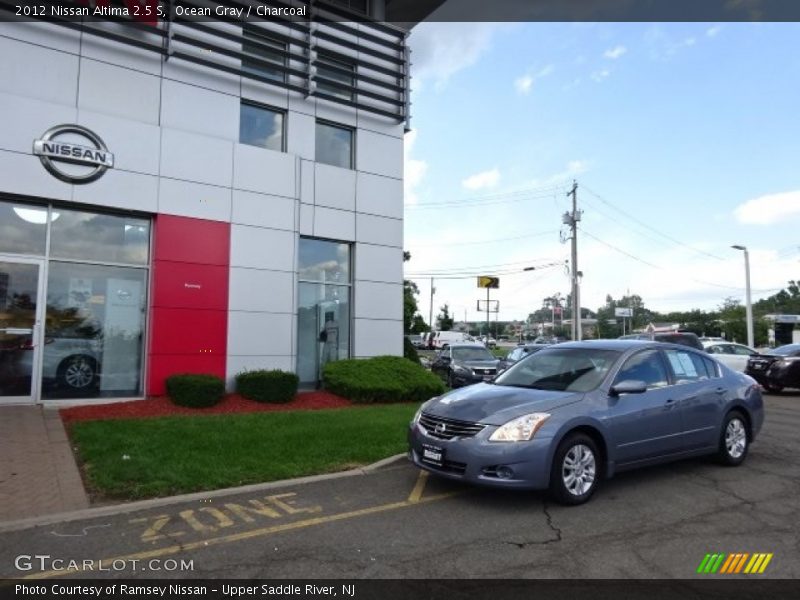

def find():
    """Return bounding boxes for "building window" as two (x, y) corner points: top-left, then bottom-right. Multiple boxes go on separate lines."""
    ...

(297, 238), (352, 386)
(242, 26), (287, 83)
(316, 120), (354, 169)
(329, 0), (369, 15)
(240, 102), (285, 152)
(316, 53), (356, 101)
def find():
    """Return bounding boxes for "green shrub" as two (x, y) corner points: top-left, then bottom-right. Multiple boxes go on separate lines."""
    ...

(403, 336), (420, 364)
(235, 369), (299, 403)
(166, 374), (225, 408)
(323, 356), (445, 404)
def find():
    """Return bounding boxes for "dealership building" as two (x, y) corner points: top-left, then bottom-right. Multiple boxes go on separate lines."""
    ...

(0, 0), (424, 404)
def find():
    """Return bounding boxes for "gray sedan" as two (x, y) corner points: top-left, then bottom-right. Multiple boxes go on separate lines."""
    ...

(408, 340), (764, 505)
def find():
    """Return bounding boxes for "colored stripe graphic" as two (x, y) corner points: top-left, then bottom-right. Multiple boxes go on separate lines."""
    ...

(698, 552), (773, 574)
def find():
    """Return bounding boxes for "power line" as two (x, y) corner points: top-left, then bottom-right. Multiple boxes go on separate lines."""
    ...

(406, 258), (566, 277)
(406, 261), (567, 281)
(406, 183), (570, 210)
(408, 229), (558, 248)
(580, 184), (728, 261)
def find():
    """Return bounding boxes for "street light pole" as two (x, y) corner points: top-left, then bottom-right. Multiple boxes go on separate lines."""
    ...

(731, 245), (754, 348)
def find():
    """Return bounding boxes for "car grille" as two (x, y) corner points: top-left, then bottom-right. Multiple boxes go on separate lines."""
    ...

(472, 368), (496, 376)
(419, 412), (485, 440)
(748, 357), (775, 371)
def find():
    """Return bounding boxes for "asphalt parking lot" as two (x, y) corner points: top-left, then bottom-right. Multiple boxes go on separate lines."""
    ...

(1, 393), (798, 580)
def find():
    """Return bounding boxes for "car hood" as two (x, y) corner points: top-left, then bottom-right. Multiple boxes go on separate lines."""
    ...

(425, 383), (583, 425)
(455, 359), (499, 369)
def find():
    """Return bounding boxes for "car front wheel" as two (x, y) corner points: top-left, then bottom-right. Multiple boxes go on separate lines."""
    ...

(58, 355), (98, 391)
(717, 411), (748, 466)
(549, 433), (600, 506)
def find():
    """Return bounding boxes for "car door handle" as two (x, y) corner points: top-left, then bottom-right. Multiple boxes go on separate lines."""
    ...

(715, 387), (727, 395)
(664, 398), (677, 409)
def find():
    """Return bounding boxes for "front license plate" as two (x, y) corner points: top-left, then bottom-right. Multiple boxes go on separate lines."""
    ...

(422, 444), (444, 467)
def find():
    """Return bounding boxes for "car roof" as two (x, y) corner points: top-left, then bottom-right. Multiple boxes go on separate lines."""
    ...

(550, 339), (663, 351)
(448, 342), (489, 348)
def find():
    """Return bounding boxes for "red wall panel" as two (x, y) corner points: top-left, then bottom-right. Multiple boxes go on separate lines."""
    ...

(148, 214), (230, 396)
(151, 261), (229, 310)
(150, 307), (228, 355)
(153, 214), (230, 266)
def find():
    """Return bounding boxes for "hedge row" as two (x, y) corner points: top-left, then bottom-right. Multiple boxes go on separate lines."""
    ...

(235, 369), (299, 403)
(165, 374), (225, 408)
(323, 355), (444, 404)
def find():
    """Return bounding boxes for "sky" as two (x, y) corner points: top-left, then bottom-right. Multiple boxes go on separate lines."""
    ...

(402, 22), (800, 326)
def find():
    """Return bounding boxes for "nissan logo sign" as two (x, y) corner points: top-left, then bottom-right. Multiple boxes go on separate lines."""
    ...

(33, 124), (114, 184)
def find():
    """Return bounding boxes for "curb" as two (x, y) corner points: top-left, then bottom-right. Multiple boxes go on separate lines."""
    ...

(0, 453), (409, 534)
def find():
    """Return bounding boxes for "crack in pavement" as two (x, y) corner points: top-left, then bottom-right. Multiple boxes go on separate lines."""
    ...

(503, 500), (563, 548)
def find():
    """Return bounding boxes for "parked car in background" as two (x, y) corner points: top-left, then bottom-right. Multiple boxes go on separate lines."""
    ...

(745, 343), (800, 392)
(619, 331), (704, 351)
(430, 342), (500, 388)
(410, 340), (764, 505)
(406, 334), (425, 349)
(432, 330), (471, 349)
(703, 341), (758, 372)
(497, 343), (549, 373)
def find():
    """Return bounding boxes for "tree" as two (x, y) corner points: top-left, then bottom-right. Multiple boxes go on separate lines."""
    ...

(437, 303), (454, 331)
(402, 251), (427, 333)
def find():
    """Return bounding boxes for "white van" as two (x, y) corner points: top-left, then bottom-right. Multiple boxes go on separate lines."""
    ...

(433, 330), (470, 349)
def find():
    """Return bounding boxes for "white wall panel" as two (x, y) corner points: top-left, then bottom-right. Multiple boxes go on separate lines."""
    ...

(160, 129), (234, 188)
(78, 58), (160, 125)
(77, 110), (161, 176)
(353, 318), (403, 358)
(230, 224), (295, 271)
(356, 213), (402, 248)
(0, 37), (78, 106)
(158, 178), (232, 222)
(355, 243), (403, 284)
(287, 111), (315, 161)
(80, 24), (163, 76)
(1, 24), (81, 54)
(227, 311), (293, 356)
(232, 144), (296, 197)
(357, 111), (405, 139)
(229, 268), (294, 313)
(161, 80), (239, 141)
(241, 80), (289, 110)
(300, 159), (314, 205)
(315, 163), (356, 211)
(232, 190), (296, 231)
(356, 172), (403, 219)
(316, 100), (357, 128)
(356, 130), (403, 179)
(72, 168), (158, 213)
(299, 203), (314, 236)
(0, 149), (72, 202)
(0, 93), (77, 154)
(354, 282), (403, 321)
(314, 207), (355, 241)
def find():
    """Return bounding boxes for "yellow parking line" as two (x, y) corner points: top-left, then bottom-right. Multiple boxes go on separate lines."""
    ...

(407, 471), (429, 503)
(24, 491), (459, 580)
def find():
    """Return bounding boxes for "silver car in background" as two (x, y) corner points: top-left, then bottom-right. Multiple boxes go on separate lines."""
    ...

(409, 340), (764, 505)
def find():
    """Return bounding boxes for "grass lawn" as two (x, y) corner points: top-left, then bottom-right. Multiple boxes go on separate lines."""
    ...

(70, 404), (418, 500)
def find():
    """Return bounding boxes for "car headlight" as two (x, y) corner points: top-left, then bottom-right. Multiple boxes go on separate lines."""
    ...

(412, 398), (437, 425)
(489, 413), (550, 442)
(453, 365), (472, 375)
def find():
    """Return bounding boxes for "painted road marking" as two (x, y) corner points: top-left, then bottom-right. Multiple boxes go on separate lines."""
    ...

(24, 490), (458, 580)
(130, 492), (323, 543)
(407, 471), (429, 503)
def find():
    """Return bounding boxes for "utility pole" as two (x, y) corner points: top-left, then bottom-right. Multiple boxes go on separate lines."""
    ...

(429, 278), (435, 332)
(563, 181), (582, 340)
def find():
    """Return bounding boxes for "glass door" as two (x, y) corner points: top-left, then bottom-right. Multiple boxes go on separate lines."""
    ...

(0, 257), (44, 404)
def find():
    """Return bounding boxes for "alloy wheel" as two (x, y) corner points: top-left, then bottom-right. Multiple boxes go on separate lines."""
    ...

(725, 418), (747, 459)
(562, 444), (597, 496)
(64, 358), (95, 389)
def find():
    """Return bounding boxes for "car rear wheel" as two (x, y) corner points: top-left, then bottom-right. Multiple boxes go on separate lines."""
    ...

(549, 433), (600, 506)
(717, 410), (748, 466)
(57, 355), (98, 391)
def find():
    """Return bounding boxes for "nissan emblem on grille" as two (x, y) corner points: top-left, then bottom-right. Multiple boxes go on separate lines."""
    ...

(435, 423), (446, 434)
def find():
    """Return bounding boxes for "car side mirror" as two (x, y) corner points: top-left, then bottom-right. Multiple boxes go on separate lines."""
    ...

(610, 380), (648, 396)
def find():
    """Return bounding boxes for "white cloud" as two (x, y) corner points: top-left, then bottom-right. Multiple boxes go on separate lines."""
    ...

(409, 22), (504, 91)
(462, 168), (500, 191)
(734, 190), (800, 225)
(604, 45), (627, 59)
(706, 25), (723, 37)
(513, 64), (554, 95)
(591, 68), (611, 82)
(514, 74), (534, 95)
(404, 129), (427, 206)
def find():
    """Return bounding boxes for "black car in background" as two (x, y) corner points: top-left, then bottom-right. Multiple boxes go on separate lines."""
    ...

(619, 332), (704, 351)
(745, 343), (800, 392)
(430, 343), (500, 388)
(497, 343), (549, 373)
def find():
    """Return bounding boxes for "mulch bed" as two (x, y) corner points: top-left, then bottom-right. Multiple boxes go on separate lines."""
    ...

(60, 391), (352, 425)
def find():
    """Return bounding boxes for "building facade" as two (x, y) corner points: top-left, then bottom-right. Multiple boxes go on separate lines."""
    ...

(0, 1), (410, 404)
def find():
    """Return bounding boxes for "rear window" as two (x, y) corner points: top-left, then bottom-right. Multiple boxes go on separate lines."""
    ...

(654, 333), (703, 350)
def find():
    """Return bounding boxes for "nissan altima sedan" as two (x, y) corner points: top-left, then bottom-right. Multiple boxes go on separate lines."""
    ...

(408, 340), (764, 505)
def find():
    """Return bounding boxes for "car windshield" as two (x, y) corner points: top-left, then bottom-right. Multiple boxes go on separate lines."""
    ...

(494, 348), (621, 392)
(452, 347), (495, 361)
(769, 344), (800, 356)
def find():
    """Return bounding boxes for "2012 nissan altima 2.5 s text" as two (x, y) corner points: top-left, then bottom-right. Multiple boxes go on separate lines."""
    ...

(408, 340), (764, 505)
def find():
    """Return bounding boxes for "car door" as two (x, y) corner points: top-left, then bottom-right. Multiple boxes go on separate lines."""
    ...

(663, 348), (725, 451)
(729, 344), (756, 372)
(605, 349), (684, 466)
(430, 347), (451, 381)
